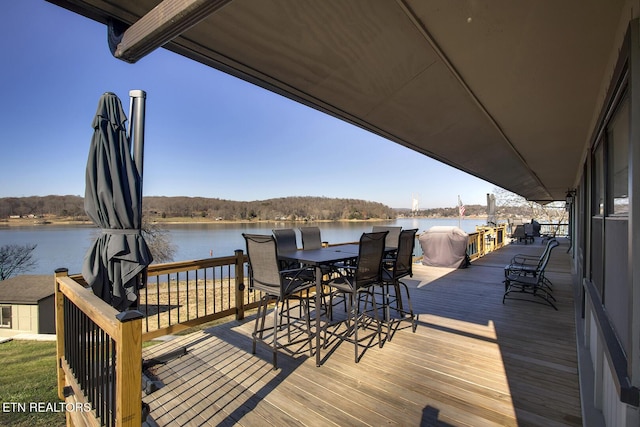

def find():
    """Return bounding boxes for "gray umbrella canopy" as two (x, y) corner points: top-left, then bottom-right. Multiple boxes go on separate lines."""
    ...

(82, 92), (153, 311)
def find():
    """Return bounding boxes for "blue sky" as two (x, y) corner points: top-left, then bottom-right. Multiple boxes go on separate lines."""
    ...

(0, 1), (497, 209)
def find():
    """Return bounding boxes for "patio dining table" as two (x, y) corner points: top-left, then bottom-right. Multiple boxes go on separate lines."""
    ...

(279, 243), (395, 366)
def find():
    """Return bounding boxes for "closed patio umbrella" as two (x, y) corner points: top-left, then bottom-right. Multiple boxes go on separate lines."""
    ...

(82, 92), (153, 311)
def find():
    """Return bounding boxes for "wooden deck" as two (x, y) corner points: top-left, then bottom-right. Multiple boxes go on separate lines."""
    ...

(142, 238), (581, 426)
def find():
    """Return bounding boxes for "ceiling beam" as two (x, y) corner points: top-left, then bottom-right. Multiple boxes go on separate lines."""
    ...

(110, 0), (231, 63)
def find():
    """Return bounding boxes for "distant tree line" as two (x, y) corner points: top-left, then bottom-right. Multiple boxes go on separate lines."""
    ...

(0, 195), (395, 221)
(407, 203), (555, 219)
(406, 205), (487, 218)
(0, 193), (566, 222)
(143, 196), (395, 221)
(0, 195), (85, 219)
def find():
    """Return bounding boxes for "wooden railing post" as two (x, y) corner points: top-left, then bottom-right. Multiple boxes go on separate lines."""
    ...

(115, 310), (143, 426)
(235, 249), (245, 320)
(54, 268), (68, 401)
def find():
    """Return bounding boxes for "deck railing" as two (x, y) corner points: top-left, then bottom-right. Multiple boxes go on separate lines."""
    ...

(55, 269), (142, 427)
(468, 224), (507, 261)
(57, 251), (258, 426)
(139, 249), (260, 341)
(538, 222), (569, 237)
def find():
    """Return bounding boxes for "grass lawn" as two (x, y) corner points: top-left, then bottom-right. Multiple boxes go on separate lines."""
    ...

(0, 340), (66, 427)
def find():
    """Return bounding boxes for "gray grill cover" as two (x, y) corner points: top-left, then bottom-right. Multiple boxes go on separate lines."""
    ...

(419, 226), (469, 268)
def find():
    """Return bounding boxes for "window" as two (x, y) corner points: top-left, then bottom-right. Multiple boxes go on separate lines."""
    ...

(593, 143), (605, 216)
(0, 306), (11, 328)
(607, 96), (629, 215)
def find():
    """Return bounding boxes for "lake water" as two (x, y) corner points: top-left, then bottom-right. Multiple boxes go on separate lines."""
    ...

(0, 218), (487, 275)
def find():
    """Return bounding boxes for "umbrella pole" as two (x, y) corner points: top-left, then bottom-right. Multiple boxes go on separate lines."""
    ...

(129, 89), (147, 207)
(129, 90), (148, 303)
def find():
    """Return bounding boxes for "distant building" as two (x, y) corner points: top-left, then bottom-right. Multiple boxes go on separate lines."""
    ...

(0, 275), (55, 337)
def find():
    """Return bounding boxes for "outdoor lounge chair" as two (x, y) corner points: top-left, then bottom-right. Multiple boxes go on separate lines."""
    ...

(524, 223), (536, 243)
(378, 228), (418, 339)
(511, 224), (526, 243)
(506, 238), (558, 291)
(503, 238), (559, 310)
(323, 231), (387, 363)
(243, 233), (315, 369)
(512, 224), (534, 244)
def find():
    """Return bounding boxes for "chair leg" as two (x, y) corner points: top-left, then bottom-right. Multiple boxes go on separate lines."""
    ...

(381, 280), (417, 341)
(368, 289), (383, 349)
(303, 298), (313, 357)
(272, 300), (280, 370)
(353, 291), (359, 363)
(355, 288), (383, 362)
(253, 295), (269, 354)
(383, 283), (392, 338)
(397, 281), (417, 333)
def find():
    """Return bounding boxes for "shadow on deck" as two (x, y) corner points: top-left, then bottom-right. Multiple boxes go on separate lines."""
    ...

(142, 237), (581, 426)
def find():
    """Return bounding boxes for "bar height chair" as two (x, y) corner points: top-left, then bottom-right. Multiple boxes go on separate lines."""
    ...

(299, 226), (324, 250)
(243, 233), (315, 369)
(379, 228), (418, 339)
(323, 231), (388, 363)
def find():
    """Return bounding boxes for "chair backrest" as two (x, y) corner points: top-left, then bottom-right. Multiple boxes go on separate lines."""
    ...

(536, 238), (558, 268)
(524, 223), (534, 236)
(354, 231), (387, 288)
(243, 233), (282, 295)
(299, 226), (323, 250)
(394, 229), (418, 278)
(513, 225), (525, 238)
(372, 226), (401, 249)
(537, 239), (559, 274)
(272, 228), (298, 253)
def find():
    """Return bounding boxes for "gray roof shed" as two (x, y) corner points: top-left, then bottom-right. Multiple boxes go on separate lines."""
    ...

(0, 275), (55, 304)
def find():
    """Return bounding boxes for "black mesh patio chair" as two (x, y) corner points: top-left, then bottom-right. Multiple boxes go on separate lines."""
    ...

(274, 228), (327, 317)
(323, 231), (387, 363)
(512, 224), (528, 243)
(503, 239), (559, 310)
(299, 225), (337, 310)
(379, 228), (418, 339)
(373, 226), (402, 264)
(372, 225), (402, 251)
(272, 228), (298, 251)
(243, 233), (315, 369)
(299, 226), (324, 250)
(523, 223), (535, 243)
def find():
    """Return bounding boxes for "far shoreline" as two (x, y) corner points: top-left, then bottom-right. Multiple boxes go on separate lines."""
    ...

(0, 215), (488, 228)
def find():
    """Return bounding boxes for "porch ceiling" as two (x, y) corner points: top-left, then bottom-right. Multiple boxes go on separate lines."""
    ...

(48, 0), (626, 202)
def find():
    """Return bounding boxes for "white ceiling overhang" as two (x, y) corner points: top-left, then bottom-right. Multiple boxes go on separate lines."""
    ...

(48, 0), (627, 202)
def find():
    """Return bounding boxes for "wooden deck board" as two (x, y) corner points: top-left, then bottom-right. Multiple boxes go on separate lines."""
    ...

(143, 238), (581, 426)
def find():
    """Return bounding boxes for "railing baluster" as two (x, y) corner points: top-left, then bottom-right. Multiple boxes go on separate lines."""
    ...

(226, 265), (231, 309)
(155, 275), (160, 330)
(186, 270), (190, 321)
(167, 273), (172, 326)
(107, 338), (115, 425)
(203, 267), (208, 317)
(213, 265), (218, 312)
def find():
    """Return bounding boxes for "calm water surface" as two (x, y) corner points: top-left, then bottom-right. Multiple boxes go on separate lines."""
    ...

(0, 218), (486, 275)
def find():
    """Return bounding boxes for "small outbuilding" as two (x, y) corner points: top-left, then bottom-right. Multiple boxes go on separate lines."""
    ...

(0, 275), (55, 337)
(419, 226), (470, 268)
